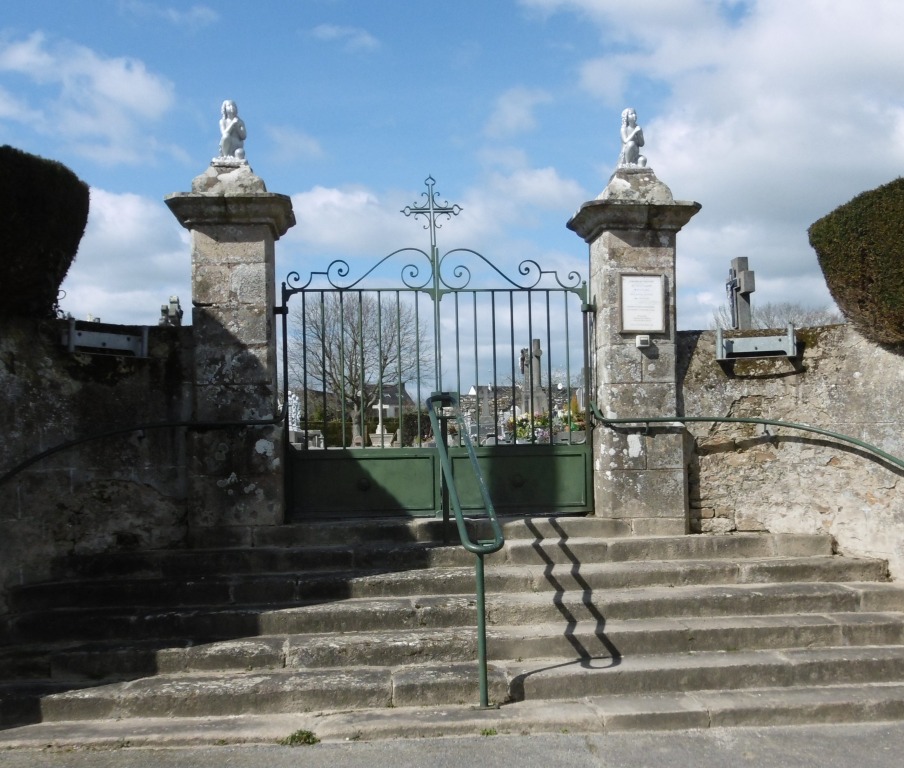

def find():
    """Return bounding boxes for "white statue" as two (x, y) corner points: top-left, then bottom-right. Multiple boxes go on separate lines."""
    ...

(218, 99), (247, 161)
(618, 107), (647, 168)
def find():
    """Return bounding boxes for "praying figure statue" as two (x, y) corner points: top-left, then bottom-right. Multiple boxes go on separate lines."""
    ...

(218, 99), (247, 161)
(618, 107), (647, 168)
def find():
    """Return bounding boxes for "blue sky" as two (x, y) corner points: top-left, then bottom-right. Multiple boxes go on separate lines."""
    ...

(3, 0), (904, 329)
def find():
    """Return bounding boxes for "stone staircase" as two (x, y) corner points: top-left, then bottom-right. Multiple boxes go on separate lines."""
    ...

(3, 515), (904, 737)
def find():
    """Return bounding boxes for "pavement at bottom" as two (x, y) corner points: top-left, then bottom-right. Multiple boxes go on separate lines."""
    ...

(1, 722), (903, 768)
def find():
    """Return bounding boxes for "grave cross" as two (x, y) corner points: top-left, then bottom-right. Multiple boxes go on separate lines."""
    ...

(726, 256), (756, 330)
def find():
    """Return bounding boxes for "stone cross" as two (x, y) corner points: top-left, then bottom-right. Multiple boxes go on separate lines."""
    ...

(726, 257), (756, 330)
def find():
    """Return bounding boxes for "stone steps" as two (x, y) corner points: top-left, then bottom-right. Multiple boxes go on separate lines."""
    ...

(47, 531), (835, 582)
(183, 515), (631, 549)
(2, 564), (893, 651)
(5, 606), (900, 680)
(9, 552), (884, 614)
(26, 645), (904, 722)
(6, 685), (904, 744)
(2, 518), (904, 732)
(509, 646), (904, 701)
(44, 611), (904, 678)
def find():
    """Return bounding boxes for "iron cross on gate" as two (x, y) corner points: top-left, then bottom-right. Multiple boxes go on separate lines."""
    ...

(401, 176), (462, 392)
(401, 175), (462, 254)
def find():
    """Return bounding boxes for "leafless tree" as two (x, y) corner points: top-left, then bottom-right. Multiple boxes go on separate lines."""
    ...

(711, 301), (845, 330)
(288, 292), (433, 434)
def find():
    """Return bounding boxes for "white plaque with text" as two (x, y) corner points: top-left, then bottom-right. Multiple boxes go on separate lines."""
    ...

(620, 274), (666, 333)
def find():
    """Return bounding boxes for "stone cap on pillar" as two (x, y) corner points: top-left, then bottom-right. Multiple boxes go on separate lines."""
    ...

(164, 163), (295, 239)
(567, 168), (700, 243)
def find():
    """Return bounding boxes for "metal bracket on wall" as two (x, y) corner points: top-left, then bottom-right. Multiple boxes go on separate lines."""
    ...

(716, 323), (798, 362)
(61, 318), (149, 357)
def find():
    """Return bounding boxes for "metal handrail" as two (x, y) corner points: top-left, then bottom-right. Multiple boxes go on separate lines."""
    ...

(427, 392), (504, 709)
(589, 403), (904, 471)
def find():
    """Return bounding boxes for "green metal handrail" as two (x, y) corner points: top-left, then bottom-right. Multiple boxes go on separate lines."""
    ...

(589, 403), (904, 471)
(427, 392), (505, 709)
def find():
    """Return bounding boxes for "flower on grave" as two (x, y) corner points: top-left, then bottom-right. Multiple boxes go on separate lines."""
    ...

(507, 413), (552, 441)
(568, 393), (585, 431)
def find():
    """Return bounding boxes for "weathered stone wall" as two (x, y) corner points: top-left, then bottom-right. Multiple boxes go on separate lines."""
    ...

(0, 318), (192, 612)
(679, 325), (904, 577)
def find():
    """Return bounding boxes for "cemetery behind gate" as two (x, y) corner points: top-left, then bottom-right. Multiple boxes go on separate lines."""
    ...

(2, 145), (904, 735)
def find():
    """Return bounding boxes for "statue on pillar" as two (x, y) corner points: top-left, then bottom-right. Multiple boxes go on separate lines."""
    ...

(218, 99), (247, 162)
(617, 107), (647, 168)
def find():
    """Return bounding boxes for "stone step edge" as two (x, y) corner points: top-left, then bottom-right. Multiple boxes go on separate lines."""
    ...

(51, 532), (837, 572)
(4, 580), (901, 652)
(35, 645), (904, 720)
(7, 610), (904, 675)
(13, 554), (883, 603)
(4, 682), (904, 748)
(47, 533), (840, 581)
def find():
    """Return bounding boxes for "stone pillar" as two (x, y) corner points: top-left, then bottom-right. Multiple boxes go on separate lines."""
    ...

(165, 163), (295, 530)
(567, 167), (700, 535)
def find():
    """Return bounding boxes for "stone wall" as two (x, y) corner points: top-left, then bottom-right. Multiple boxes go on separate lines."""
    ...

(4, 312), (902, 612)
(0, 318), (192, 612)
(679, 325), (904, 577)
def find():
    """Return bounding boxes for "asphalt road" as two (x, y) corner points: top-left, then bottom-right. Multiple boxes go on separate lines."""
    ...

(2, 722), (903, 768)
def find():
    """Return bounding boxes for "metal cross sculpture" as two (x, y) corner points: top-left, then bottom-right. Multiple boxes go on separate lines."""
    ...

(401, 176), (462, 392)
(401, 175), (462, 255)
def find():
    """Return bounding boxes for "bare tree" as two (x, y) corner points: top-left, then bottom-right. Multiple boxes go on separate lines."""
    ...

(711, 301), (845, 330)
(288, 292), (433, 435)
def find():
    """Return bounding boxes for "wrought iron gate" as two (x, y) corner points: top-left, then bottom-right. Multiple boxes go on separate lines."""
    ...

(278, 177), (592, 520)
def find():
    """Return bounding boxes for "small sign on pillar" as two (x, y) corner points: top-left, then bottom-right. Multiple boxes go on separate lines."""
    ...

(620, 273), (666, 333)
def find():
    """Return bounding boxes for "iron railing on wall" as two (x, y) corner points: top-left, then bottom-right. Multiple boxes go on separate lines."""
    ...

(590, 404), (904, 471)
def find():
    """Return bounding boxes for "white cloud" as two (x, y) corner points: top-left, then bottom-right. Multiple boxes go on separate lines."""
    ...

(264, 125), (325, 165)
(0, 33), (176, 165)
(484, 87), (553, 138)
(0, 84), (43, 124)
(60, 188), (189, 324)
(311, 24), (380, 53)
(279, 163), (586, 292)
(521, 0), (904, 328)
(118, 1), (219, 28)
(496, 166), (584, 210)
(284, 186), (413, 257)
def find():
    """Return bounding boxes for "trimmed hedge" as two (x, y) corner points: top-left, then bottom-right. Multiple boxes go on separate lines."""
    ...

(0, 145), (89, 318)
(808, 177), (904, 345)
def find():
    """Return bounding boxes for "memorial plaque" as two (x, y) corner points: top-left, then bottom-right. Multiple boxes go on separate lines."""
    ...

(620, 274), (665, 333)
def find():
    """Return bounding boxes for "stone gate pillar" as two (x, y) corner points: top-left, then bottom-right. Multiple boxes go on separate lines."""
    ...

(567, 167), (700, 535)
(165, 163), (295, 530)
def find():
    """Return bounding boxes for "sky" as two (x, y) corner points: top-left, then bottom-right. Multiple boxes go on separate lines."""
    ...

(3, 0), (904, 330)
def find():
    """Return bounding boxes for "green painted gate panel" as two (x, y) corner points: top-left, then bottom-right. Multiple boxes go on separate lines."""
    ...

(289, 448), (439, 519)
(288, 443), (592, 520)
(449, 444), (592, 514)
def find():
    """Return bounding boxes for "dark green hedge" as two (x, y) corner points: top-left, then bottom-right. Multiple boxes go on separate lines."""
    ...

(808, 177), (904, 345)
(0, 145), (89, 318)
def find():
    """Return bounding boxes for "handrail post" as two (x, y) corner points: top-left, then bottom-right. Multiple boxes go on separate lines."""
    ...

(427, 392), (504, 709)
(475, 552), (489, 709)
